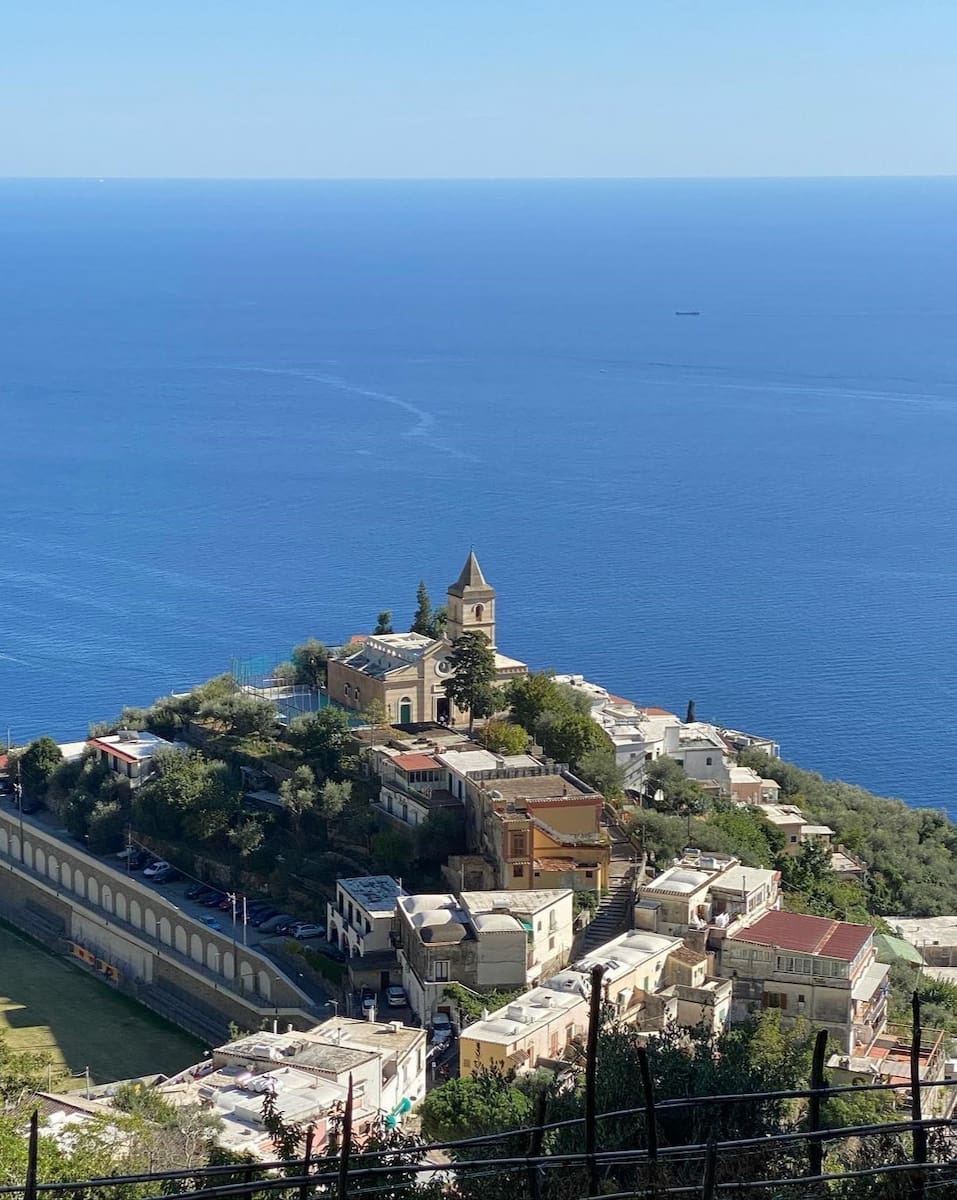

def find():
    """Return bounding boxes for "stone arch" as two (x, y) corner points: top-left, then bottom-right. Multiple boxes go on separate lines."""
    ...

(34, 848), (46, 876)
(47, 853), (58, 882)
(223, 952), (235, 980)
(158, 917), (171, 946)
(238, 961), (254, 993)
(190, 934), (203, 964)
(60, 862), (71, 891)
(130, 898), (141, 928)
(258, 971), (271, 1001)
(73, 867), (84, 897)
(144, 907), (156, 937)
(87, 876), (99, 906)
(206, 943), (221, 972)
(114, 891), (127, 922)
(22, 840), (32, 868)
(0, 827), (7, 854)
(101, 884), (113, 914)
(174, 925), (187, 954)
(474, 602), (484, 622)
(399, 696), (413, 724)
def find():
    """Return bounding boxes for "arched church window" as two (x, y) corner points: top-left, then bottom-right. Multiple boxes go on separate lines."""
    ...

(474, 603), (484, 621)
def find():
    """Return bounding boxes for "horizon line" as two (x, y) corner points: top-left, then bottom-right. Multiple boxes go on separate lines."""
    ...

(1, 173), (956, 184)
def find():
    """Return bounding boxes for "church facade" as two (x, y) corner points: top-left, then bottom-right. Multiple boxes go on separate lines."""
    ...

(326, 552), (527, 727)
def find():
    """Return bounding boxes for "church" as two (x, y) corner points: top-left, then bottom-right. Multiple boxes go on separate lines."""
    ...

(326, 552), (528, 726)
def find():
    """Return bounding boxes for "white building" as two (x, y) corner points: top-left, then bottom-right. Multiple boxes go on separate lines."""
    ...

(327, 876), (408, 959)
(158, 1020), (426, 1158)
(87, 730), (176, 788)
(637, 850), (780, 939)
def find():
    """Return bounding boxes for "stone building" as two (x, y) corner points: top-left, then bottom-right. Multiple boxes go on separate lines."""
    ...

(326, 552), (526, 726)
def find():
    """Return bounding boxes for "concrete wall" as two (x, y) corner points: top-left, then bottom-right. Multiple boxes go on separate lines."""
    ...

(0, 810), (316, 1042)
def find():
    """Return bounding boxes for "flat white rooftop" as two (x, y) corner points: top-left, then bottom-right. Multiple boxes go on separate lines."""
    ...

(338, 875), (408, 914)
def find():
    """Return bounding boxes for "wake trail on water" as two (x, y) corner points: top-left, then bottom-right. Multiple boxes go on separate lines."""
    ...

(224, 365), (479, 461)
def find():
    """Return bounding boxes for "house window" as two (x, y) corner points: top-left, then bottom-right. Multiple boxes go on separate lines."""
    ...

(549, 935), (555, 950)
(344, 684), (350, 697)
(763, 992), (788, 1010)
(434, 960), (450, 981)
(706, 756), (712, 766)
(585, 870), (594, 879)
(510, 831), (528, 857)
(513, 864), (524, 878)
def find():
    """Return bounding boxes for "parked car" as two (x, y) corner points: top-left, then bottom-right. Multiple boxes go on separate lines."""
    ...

(386, 985), (407, 1008)
(430, 1013), (453, 1045)
(143, 859), (171, 878)
(150, 866), (180, 883)
(361, 988), (376, 1015)
(258, 913), (295, 933)
(248, 906), (280, 926)
(125, 851), (150, 870)
(115, 846), (139, 860)
(201, 891), (227, 907)
(289, 923), (324, 940)
(186, 881), (212, 899)
(200, 916), (222, 930)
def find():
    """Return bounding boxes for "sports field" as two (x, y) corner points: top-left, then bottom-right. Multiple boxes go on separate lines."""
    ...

(0, 921), (204, 1087)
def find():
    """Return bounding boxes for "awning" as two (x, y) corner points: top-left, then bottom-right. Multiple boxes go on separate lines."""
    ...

(874, 934), (924, 966)
(852, 961), (890, 1002)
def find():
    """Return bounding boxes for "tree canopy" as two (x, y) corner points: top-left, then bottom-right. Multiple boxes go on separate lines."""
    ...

(17, 736), (63, 802)
(291, 638), (330, 690)
(444, 631), (497, 734)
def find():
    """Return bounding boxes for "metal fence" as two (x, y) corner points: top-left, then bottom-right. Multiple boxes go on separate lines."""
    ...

(10, 968), (957, 1200)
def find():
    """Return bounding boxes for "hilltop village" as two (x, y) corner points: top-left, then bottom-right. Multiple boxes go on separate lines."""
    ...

(2, 551), (957, 1163)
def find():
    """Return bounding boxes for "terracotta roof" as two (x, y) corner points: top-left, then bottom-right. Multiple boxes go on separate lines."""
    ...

(393, 753), (439, 772)
(669, 945), (707, 965)
(88, 738), (139, 764)
(638, 707), (677, 717)
(0, 754), (7, 770)
(732, 910), (872, 961)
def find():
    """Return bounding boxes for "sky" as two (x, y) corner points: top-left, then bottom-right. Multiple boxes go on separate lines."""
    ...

(2, 0), (955, 179)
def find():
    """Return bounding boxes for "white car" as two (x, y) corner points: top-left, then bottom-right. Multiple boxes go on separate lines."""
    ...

(386, 985), (407, 1008)
(143, 859), (171, 877)
(290, 922), (325, 940)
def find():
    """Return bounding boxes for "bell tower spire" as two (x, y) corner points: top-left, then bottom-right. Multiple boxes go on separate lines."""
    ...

(446, 550), (496, 646)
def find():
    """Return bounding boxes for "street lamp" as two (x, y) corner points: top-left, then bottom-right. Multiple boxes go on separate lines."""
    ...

(14, 761), (23, 864)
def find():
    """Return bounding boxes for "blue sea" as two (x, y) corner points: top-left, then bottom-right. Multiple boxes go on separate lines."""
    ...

(2, 179), (956, 812)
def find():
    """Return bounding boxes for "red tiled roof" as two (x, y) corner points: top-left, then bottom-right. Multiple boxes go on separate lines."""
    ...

(732, 910), (872, 961)
(0, 754), (7, 770)
(638, 707), (677, 717)
(393, 753), (439, 772)
(87, 738), (138, 764)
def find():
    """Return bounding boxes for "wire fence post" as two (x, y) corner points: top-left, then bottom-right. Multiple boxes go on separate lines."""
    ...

(585, 962), (605, 1197)
(911, 991), (927, 1200)
(524, 1085), (548, 1200)
(298, 1123), (315, 1200)
(24, 1110), (38, 1200)
(637, 1045), (659, 1199)
(700, 1138), (718, 1200)
(808, 1027), (829, 1178)
(336, 1076), (354, 1200)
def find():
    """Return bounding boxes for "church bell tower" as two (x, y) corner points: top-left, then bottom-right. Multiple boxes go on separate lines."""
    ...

(446, 551), (496, 647)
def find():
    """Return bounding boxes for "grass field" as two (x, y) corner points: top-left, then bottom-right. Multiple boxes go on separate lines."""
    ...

(0, 921), (204, 1087)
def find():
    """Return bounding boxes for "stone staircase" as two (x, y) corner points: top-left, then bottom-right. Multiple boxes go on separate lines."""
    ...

(581, 873), (636, 953)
